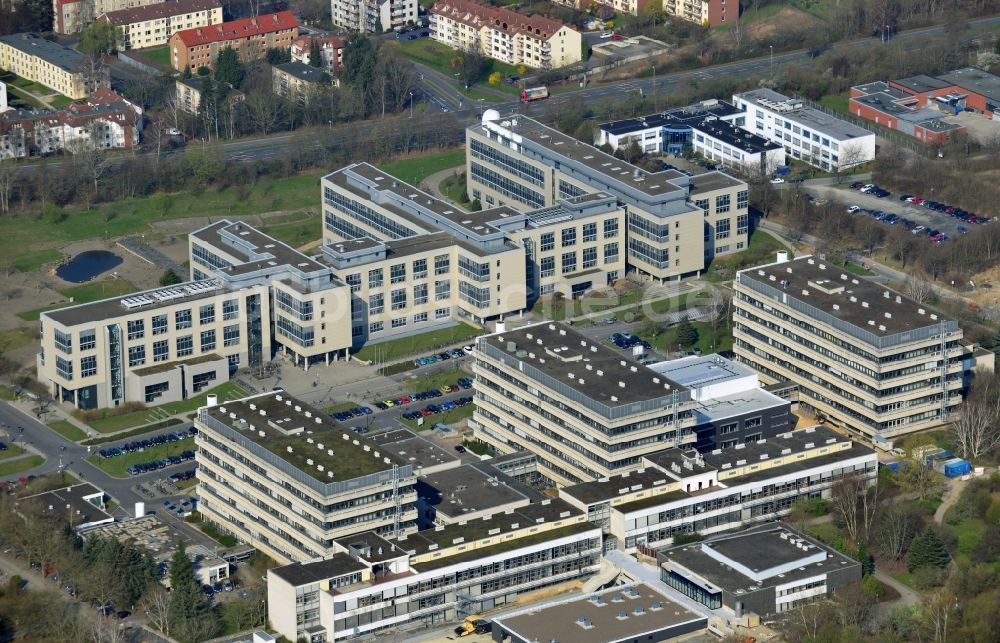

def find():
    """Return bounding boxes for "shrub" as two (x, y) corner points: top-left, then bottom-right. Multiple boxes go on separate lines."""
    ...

(910, 565), (947, 590)
(672, 532), (704, 546)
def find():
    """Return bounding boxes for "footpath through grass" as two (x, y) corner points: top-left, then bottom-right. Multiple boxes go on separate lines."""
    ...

(85, 436), (194, 478)
(0, 327), (36, 351)
(353, 322), (480, 364)
(704, 229), (789, 283)
(378, 148), (466, 186)
(0, 455), (45, 476)
(18, 279), (139, 321)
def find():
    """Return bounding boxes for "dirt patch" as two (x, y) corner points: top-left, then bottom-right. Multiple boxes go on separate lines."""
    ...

(746, 7), (822, 40)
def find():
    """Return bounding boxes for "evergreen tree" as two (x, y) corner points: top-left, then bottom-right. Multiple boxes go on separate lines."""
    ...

(160, 269), (182, 286)
(675, 317), (699, 349)
(168, 543), (203, 623)
(214, 47), (245, 89)
(907, 525), (950, 573)
(309, 40), (323, 67)
(856, 542), (875, 576)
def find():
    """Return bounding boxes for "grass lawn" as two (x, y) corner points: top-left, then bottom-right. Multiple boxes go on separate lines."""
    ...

(402, 367), (466, 392)
(322, 401), (356, 414)
(842, 260), (875, 277)
(10, 248), (61, 273)
(0, 444), (25, 461)
(0, 327), (36, 351)
(463, 439), (493, 456)
(539, 286), (649, 321)
(400, 403), (475, 431)
(440, 172), (474, 207)
(0, 386), (13, 401)
(86, 381), (247, 433)
(259, 214), (320, 249)
(85, 436), (194, 478)
(0, 455), (45, 476)
(46, 420), (88, 442)
(81, 418), (183, 445)
(0, 172), (326, 270)
(48, 95), (73, 108)
(4, 85), (46, 109)
(186, 512), (239, 547)
(704, 230), (789, 283)
(396, 39), (523, 92)
(18, 278), (138, 321)
(352, 322), (481, 363)
(377, 148), (466, 186)
(139, 46), (171, 66)
(820, 94), (850, 114)
(640, 320), (734, 355)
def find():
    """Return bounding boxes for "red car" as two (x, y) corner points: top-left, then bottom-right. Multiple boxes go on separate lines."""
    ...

(911, 197), (924, 205)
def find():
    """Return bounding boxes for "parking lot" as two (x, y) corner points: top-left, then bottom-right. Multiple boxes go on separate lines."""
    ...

(807, 184), (986, 238)
(944, 110), (1000, 143)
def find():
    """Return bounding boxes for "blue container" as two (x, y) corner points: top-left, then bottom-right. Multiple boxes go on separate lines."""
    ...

(942, 459), (972, 478)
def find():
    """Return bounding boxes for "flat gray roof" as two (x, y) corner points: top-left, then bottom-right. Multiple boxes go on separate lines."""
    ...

(738, 255), (955, 338)
(480, 321), (688, 408)
(418, 462), (536, 519)
(18, 482), (111, 527)
(661, 525), (861, 594)
(688, 170), (745, 195)
(893, 74), (953, 94)
(496, 583), (705, 643)
(599, 99), (742, 135)
(693, 388), (788, 423)
(367, 428), (460, 472)
(937, 67), (1000, 102)
(649, 354), (755, 389)
(269, 553), (366, 586)
(191, 220), (327, 275)
(735, 88), (873, 141)
(0, 33), (84, 72)
(275, 60), (326, 82)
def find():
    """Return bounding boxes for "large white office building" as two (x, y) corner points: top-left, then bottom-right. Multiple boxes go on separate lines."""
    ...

(732, 89), (876, 172)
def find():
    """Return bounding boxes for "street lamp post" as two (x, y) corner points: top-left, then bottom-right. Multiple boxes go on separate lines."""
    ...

(769, 45), (774, 78)
(651, 65), (656, 111)
(409, 91), (414, 119)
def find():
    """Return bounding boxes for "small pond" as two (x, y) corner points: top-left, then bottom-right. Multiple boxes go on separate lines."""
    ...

(55, 250), (123, 283)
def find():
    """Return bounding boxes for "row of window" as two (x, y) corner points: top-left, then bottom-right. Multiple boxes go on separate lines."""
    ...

(124, 301), (236, 341)
(368, 308), (449, 334)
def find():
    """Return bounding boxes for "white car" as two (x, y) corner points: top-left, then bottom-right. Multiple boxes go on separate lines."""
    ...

(847, 205), (861, 213)
(462, 345), (474, 355)
(167, 127), (182, 136)
(600, 31), (613, 39)
(911, 225), (926, 234)
(769, 177), (785, 184)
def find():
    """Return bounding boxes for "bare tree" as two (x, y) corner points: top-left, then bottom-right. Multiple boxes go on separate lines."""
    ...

(876, 503), (921, 560)
(89, 614), (128, 643)
(950, 383), (1000, 459)
(245, 91), (282, 135)
(0, 162), (19, 215)
(920, 588), (957, 643)
(703, 287), (732, 336)
(829, 471), (879, 544)
(835, 581), (877, 630)
(140, 585), (172, 636)
(903, 274), (934, 304)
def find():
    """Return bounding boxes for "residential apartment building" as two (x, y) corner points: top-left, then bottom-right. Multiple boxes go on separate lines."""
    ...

(290, 33), (344, 72)
(0, 33), (109, 99)
(273, 61), (329, 102)
(733, 254), (992, 440)
(54, 0), (160, 34)
(849, 81), (963, 145)
(168, 11), (298, 72)
(430, 0), (581, 69)
(471, 322), (793, 486)
(658, 525), (862, 615)
(596, 99), (746, 155)
(266, 490), (600, 641)
(558, 425), (877, 551)
(330, 0), (417, 33)
(174, 75), (244, 114)
(732, 89), (875, 172)
(98, 0), (223, 50)
(467, 112), (750, 281)
(0, 88), (142, 159)
(195, 392), (420, 564)
(662, 0), (729, 25)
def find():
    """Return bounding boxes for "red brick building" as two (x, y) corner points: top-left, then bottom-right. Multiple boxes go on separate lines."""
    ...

(849, 80), (965, 145)
(168, 11), (298, 72)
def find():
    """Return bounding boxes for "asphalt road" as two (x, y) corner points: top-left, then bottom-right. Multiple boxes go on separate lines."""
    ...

(0, 400), (218, 548)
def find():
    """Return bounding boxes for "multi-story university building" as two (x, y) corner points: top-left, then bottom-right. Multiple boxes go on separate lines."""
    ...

(37, 162), (629, 409)
(54, 0), (160, 34)
(558, 425), (876, 551)
(732, 89), (876, 173)
(195, 392), (420, 563)
(467, 112), (750, 281)
(97, 0), (222, 50)
(0, 88), (142, 160)
(168, 11), (298, 72)
(330, 0), (417, 34)
(429, 0), (581, 69)
(733, 254), (994, 441)
(471, 321), (793, 486)
(0, 33), (110, 99)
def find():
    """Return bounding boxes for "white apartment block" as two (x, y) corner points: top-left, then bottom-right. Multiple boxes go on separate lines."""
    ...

(330, 0), (416, 33)
(734, 254), (993, 440)
(54, 0), (161, 34)
(98, 0), (223, 50)
(0, 33), (109, 99)
(195, 392), (419, 564)
(558, 425), (877, 551)
(468, 112), (750, 281)
(732, 89), (876, 172)
(430, 0), (581, 69)
(690, 119), (785, 178)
